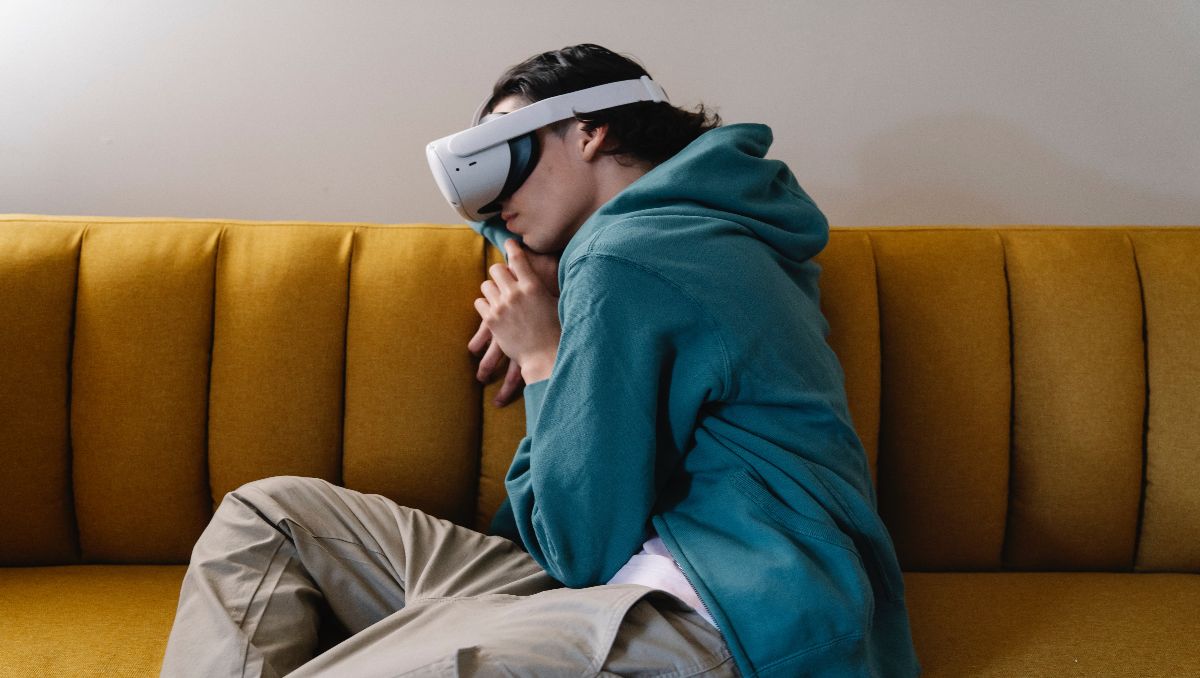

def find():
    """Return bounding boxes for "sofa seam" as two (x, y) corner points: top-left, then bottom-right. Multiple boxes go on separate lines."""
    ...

(202, 226), (223, 522)
(1127, 231), (1150, 571)
(65, 223), (86, 564)
(865, 232), (883, 505)
(865, 232), (894, 549)
(999, 232), (1016, 570)
(337, 227), (355, 488)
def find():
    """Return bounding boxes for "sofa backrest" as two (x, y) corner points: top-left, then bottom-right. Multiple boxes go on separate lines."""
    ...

(1, 216), (1197, 574)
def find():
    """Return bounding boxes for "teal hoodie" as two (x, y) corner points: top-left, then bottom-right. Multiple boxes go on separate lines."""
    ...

(470, 122), (921, 677)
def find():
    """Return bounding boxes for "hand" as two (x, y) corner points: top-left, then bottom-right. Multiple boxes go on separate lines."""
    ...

(468, 321), (526, 407)
(474, 240), (562, 386)
(468, 240), (562, 406)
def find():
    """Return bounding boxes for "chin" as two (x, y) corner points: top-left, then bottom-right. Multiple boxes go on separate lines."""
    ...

(515, 232), (535, 250)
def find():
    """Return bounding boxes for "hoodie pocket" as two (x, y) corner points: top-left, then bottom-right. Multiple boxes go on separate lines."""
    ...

(730, 466), (901, 607)
(727, 467), (876, 640)
(730, 469), (859, 555)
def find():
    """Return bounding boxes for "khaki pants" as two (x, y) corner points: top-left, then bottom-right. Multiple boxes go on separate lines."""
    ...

(160, 476), (738, 677)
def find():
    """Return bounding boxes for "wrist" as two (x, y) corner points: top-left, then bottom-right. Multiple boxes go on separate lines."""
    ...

(521, 355), (554, 384)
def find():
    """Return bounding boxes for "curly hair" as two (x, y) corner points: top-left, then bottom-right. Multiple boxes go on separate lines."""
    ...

(481, 43), (722, 168)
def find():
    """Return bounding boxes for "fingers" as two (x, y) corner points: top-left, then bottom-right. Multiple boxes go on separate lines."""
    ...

(468, 319), (492, 356)
(477, 338), (506, 383)
(488, 261), (517, 293)
(493, 357), (525, 407)
(480, 261), (517, 306)
(479, 280), (499, 306)
(503, 239), (535, 282)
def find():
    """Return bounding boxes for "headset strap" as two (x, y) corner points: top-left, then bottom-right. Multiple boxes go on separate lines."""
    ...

(451, 75), (669, 157)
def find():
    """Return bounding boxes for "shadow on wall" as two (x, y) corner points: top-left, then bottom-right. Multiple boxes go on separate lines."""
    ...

(820, 112), (1200, 227)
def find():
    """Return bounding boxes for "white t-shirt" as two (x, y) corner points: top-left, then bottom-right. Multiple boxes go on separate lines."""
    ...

(605, 528), (718, 628)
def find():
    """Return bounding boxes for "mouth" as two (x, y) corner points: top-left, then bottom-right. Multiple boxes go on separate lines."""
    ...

(501, 211), (517, 223)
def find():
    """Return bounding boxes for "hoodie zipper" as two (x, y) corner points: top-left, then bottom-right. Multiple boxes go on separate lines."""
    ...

(655, 527), (722, 632)
(680, 567), (721, 632)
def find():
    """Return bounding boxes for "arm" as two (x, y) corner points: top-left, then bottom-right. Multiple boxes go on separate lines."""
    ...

(490, 253), (727, 587)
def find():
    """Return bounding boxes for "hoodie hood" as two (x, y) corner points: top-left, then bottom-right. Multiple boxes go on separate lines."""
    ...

(558, 122), (829, 285)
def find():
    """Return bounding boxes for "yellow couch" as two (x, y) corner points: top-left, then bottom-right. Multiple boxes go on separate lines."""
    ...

(1, 214), (1198, 677)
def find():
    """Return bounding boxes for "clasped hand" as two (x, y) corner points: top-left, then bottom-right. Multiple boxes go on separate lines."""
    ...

(469, 239), (562, 404)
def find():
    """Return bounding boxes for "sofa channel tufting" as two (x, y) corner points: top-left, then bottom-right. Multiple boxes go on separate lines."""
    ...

(1, 214), (1198, 676)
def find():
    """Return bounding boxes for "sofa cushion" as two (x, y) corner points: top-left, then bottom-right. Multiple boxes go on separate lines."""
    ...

(905, 571), (1200, 676)
(3, 566), (1198, 676)
(0, 565), (185, 676)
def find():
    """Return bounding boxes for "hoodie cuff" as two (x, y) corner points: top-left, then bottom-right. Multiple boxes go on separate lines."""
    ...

(469, 215), (522, 263)
(523, 378), (549, 436)
(487, 496), (522, 544)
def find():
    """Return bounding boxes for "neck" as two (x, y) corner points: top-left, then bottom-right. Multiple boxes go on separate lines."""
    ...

(579, 157), (653, 227)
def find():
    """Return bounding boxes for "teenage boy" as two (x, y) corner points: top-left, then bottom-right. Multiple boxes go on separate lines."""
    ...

(160, 43), (921, 678)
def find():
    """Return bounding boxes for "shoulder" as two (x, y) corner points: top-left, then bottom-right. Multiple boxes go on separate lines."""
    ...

(561, 249), (693, 311)
(584, 214), (749, 268)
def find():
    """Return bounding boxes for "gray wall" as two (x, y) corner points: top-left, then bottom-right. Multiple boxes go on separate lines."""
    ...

(2, 1), (1197, 227)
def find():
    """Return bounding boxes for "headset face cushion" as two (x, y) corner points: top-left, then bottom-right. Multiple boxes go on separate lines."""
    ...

(479, 131), (540, 215)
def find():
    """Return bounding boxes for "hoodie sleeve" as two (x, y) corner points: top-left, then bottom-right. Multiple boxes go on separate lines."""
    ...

(495, 253), (729, 587)
(467, 214), (523, 263)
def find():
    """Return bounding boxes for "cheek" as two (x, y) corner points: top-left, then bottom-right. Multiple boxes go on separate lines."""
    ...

(513, 167), (546, 209)
(514, 173), (549, 216)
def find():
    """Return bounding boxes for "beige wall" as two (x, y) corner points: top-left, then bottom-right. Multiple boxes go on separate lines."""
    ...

(1, 1), (1197, 227)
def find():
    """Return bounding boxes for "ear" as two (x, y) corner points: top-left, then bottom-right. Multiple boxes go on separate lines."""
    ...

(577, 123), (613, 162)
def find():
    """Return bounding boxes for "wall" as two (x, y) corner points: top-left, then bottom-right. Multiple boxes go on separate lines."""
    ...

(1, 1), (1197, 226)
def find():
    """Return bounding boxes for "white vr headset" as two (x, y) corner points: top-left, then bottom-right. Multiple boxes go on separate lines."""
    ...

(426, 75), (670, 222)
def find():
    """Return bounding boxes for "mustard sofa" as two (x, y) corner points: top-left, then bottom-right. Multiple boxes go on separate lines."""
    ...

(2, 214), (1198, 677)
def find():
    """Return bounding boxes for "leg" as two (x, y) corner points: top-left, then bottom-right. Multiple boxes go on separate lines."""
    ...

(285, 586), (737, 677)
(160, 475), (560, 678)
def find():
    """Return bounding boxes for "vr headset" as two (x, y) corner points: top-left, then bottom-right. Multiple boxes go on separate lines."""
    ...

(426, 75), (670, 222)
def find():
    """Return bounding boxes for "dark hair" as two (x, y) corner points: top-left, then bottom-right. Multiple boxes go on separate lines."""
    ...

(482, 43), (722, 168)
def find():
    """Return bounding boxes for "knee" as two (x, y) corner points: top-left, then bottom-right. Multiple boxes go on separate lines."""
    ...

(211, 475), (334, 535)
(228, 475), (327, 506)
(231, 472), (319, 494)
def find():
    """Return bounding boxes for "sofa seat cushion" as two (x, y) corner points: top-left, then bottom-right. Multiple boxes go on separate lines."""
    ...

(904, 571), (1200, 676)
(0, 565), (186, 676)
(3, 566), (1198, 676)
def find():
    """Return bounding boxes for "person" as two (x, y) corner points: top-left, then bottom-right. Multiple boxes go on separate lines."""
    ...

(160, 43), (922, 677)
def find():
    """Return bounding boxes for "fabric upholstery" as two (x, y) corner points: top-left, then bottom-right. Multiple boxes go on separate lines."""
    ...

(869, 230), (1012, 571)
(1, 215), (1198, 676)
(72, 223), (217, 563)
(0, 220), (80, 565)
(1003, 232), (1145, 571)
(904, 571), (1200, 676)
(0, 566), (186, 676)
(340, 225), (485, 530)
(1129, 231), (1200, 571)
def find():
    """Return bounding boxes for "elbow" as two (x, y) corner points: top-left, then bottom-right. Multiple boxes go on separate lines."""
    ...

(531, 517), (604, 588)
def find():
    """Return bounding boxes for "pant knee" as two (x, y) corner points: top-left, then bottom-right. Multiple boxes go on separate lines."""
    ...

(231, 475), (326, 502)
(222, 475), (348, 535)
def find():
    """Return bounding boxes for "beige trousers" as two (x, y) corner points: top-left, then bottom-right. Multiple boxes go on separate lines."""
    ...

(160, 475), (738, 677)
